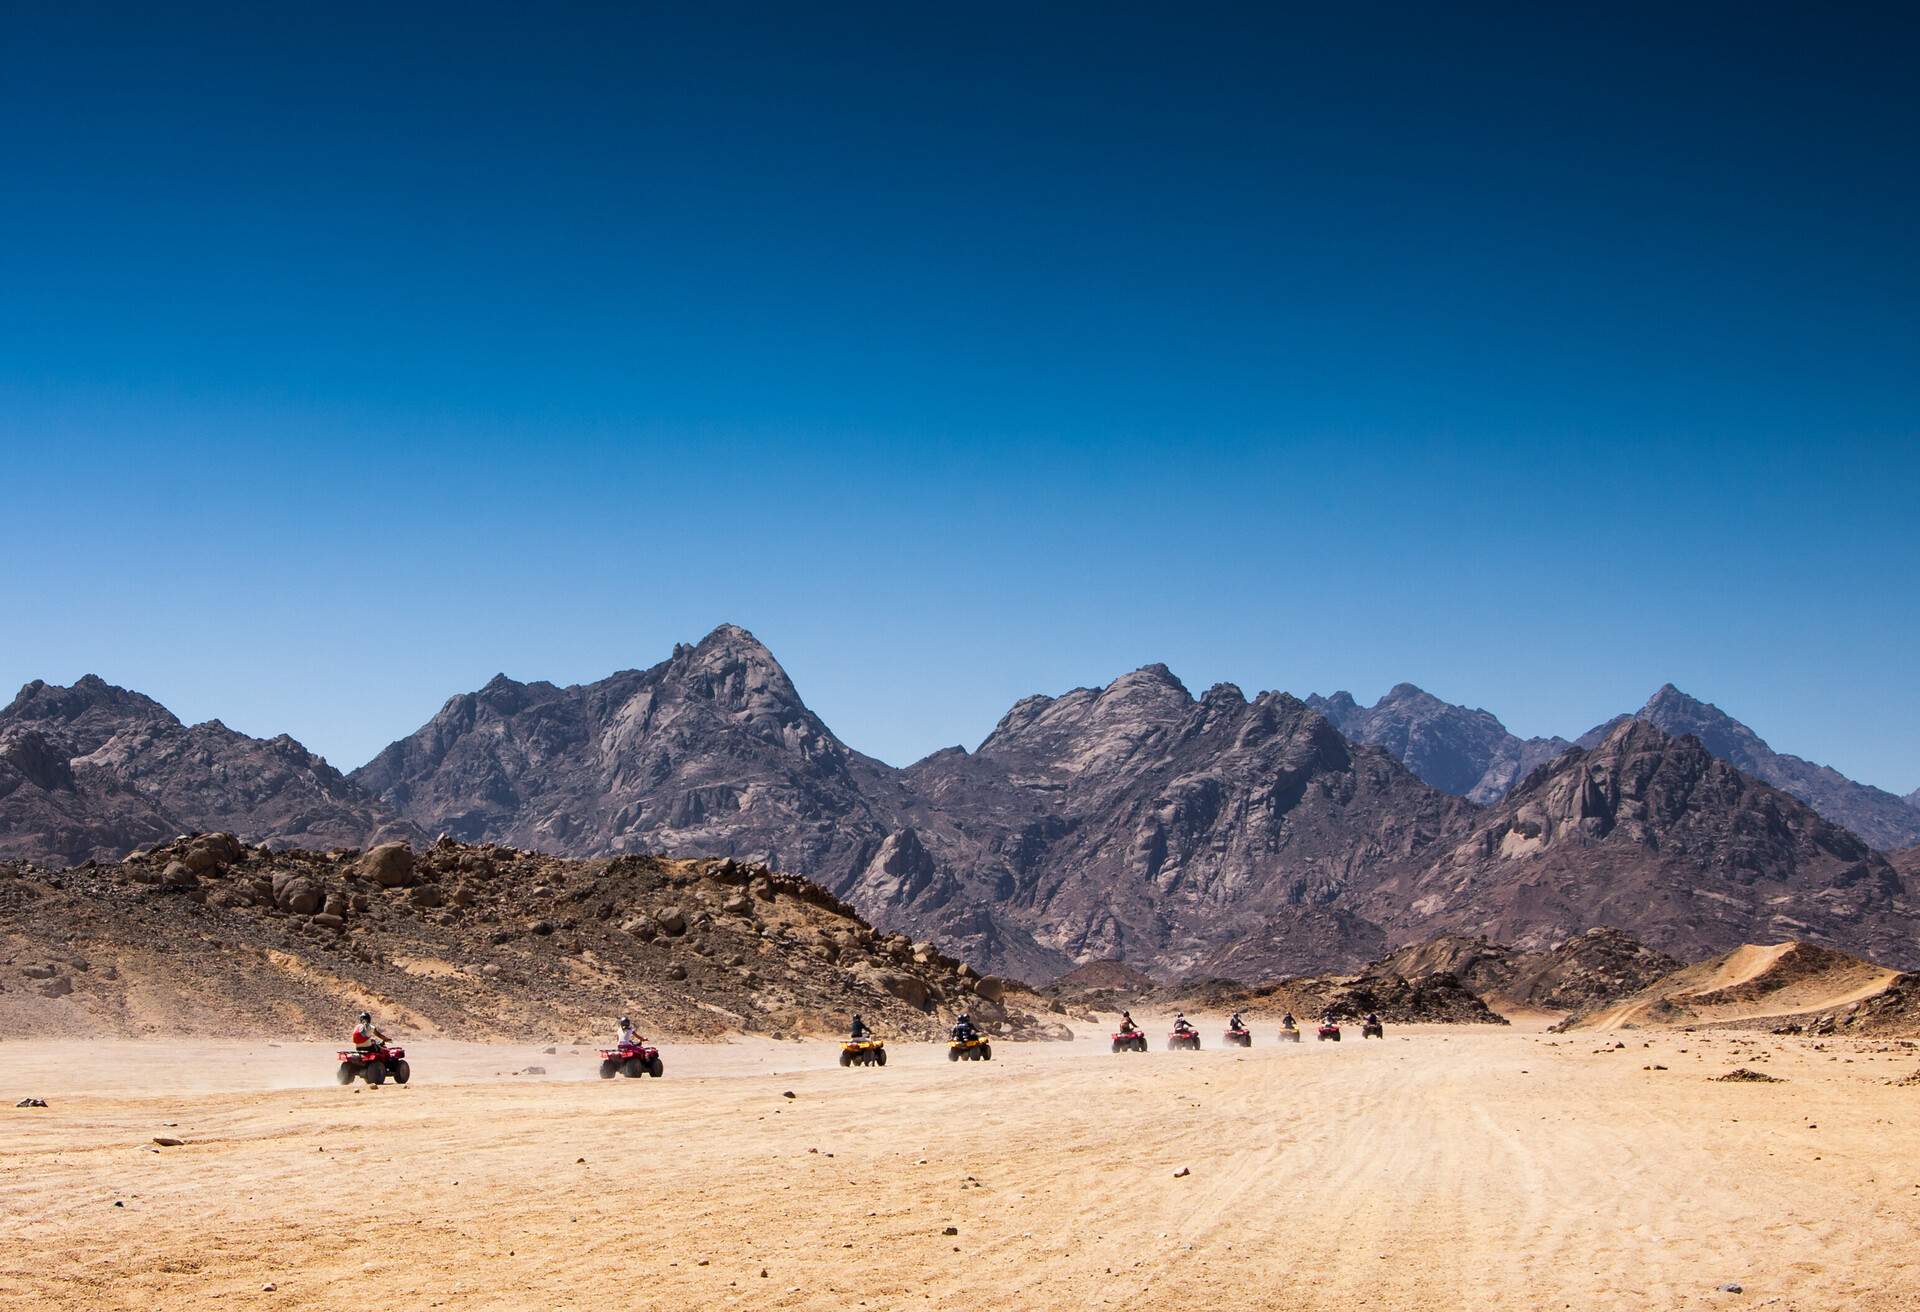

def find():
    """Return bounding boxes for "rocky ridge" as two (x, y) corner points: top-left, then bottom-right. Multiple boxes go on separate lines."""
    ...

(1, 676), (415, 866)
(1582, 685), (1920, 852)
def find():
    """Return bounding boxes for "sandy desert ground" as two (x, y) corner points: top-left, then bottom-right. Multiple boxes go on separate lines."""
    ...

(5, 1016), (1919, 1311)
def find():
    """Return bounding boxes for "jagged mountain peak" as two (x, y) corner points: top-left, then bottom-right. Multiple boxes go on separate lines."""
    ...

(6, 675), (179, 733)
(1613, 684), (1920, 851)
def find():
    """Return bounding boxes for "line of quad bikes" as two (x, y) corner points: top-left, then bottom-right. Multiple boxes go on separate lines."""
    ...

(1134, 1016), (1384, 1054)
(333, 1018), (1382, 1086)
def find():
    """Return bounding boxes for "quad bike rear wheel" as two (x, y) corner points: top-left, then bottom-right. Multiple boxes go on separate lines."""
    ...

(980, 1044), (991, 1061)
(623, 1057), (645, 1078)
(874, 1048), (886, 1067)
(949, 1048), (960, 1062)
(601, 1059), (619, 1078)
(364, 1061), (387, 1085)
(840, 1050), (853, 1067)
(647, 1055), (664, 1078)
(336, 1062), (355, 1085)
(392, 1060), (411, 1085)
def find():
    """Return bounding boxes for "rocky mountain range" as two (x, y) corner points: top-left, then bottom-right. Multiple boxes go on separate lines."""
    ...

(1310, 682), (1920, 857)
(0, 676), (416, 866)
(5, 627), (1916, 981)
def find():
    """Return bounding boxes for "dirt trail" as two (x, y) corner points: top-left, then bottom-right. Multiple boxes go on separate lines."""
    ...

(5, 1019), (1919, 1310)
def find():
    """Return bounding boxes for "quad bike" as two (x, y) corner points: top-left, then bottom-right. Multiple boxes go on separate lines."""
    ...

(336, 1044), (410, 1086)
(1278, 1025), (1302, 1043)
(840, 1039), (888, 1067)
(1168, 1028), (1201, 1052)
(599, 1040), (665, 1078)
(1110, 1028), (1149, 1054)
(1317, 1024), (1342, 1042)
(1224, 1027), (1252, 1048)
(949, 1035), (993, 1062)
(1362, 1020), (1385, 1040)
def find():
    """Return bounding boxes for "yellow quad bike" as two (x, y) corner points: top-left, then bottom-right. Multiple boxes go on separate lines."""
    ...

(948, 1034), (993, 1062)
(840, 1039), (887, 1067)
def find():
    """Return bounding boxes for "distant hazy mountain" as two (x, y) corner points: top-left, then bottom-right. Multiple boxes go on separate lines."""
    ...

(1306, 684), (1572, 804)
(1579, 685), (1920, 852)
(0, 676), (414, 866)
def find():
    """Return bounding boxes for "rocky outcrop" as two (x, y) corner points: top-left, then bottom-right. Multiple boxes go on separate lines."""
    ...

(1579, 685), (1920, 852)
(1308, 684), (1571, 803)
(1375, 928), (1681, 1012)
(1371, 721), (1920, 966)
(0, 677), (414, 866)
(0, 838), (1073, 1042)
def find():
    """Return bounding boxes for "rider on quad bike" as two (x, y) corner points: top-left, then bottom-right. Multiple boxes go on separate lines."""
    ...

(1281, 1011), (1297, 1030)
(1172, 1012), (1196, 1036)
(1365, 1012), (1380, 1029)
(1228, 1011), (1247, 1034)
(352, 1011), (389, 1053)
(849, 1013), (873, 1041)
(951, 1012), (979, 1043)
(1118, 1009), (1138, 1034)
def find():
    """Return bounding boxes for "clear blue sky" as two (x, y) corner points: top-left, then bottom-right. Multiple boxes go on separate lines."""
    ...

(3, 4), (1916, 792)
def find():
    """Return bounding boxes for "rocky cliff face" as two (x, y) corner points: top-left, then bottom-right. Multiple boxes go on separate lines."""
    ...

(882, 671), (1473, 979)
(1307, 684), (1571, 804)
(1580, 685), (1920, 852)
(0, 677), (413, 866)
(1370, 719), (1919, 966)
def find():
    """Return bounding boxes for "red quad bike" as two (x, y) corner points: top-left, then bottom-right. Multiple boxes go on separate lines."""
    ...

(1168, 1028), (1201, 1052)
(1111, 1028), (1148, 1054)
(1224, 1027), (1252, 1048)
(1362, 1020), (1385, 1040)
(337, 1044), (410, 1086)
(1317, 1023), (1342, 1042)
(599, 1040), (665, 1079)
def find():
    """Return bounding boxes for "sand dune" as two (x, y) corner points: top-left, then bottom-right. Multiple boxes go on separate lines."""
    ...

(1570, 941), (1901, 1031)
(6, 1018), (1920, 1310)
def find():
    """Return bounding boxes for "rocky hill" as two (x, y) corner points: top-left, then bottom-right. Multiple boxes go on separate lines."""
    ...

(1149, 968), (1508, 1026)
(0, 676), (415, 866)
(1307, 684), (1571, 803)
(1369, 720), (1920, 966)
(1581, 685), (1920, 851)
(1375, 929), (1681, 1012)
(0, 835), (1068, 1042)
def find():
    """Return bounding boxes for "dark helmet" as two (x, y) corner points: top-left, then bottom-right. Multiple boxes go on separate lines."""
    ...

(852, 1013), (864, 1022)
(358, 1011), (371, 1024)
(957, 1012), (971, 1023)
(619, 1015), (631, 1027)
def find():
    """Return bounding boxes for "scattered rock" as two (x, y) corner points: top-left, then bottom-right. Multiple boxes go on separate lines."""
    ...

(1713, 1069), (1784, 1083)
(1173, 1166), (1191, 1178)
(16, 1098), (48, 1108)
(358, 842), (418, 888)
(152, 1136), (185, 1147)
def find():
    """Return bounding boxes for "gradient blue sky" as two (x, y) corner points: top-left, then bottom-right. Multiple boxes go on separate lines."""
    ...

(3, 4), (1916, 791)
